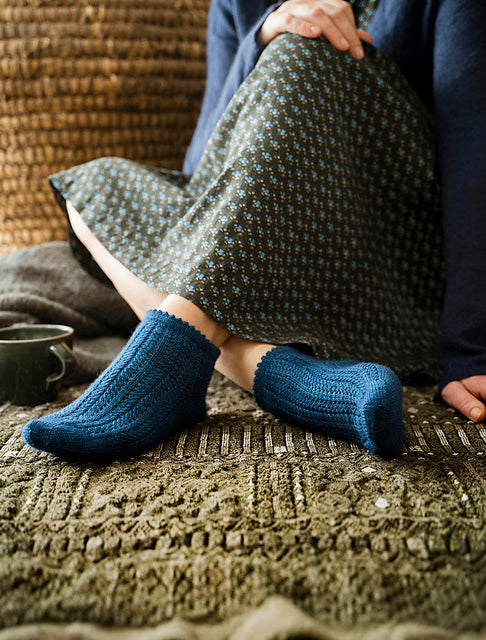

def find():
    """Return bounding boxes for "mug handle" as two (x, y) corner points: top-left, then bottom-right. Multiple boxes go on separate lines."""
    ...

(46, 342), (77, 390)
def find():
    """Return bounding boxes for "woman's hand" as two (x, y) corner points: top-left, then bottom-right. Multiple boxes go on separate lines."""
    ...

(258, 0), (373, 59)
(441, 376), (486, 422)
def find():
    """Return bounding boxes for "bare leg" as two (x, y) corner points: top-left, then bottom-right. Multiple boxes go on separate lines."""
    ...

(67, 200), (168, 318)
(66, 200), (275, 388)
(25, 200), (405, 461)
(216, 336), (275, 392)
(67, 200), (486, 421)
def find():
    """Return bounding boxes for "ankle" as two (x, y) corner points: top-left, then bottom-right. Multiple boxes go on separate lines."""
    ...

(158, 294), (230, 347)
(216, 338), (275, 392)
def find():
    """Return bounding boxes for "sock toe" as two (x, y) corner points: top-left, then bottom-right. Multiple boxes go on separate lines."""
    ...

(22, 419), (54, 454)
(23, 417), (86, 459)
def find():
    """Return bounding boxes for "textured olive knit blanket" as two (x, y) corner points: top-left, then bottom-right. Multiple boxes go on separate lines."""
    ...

(0, 242), (485, 637)
(1, 372), (485, 638)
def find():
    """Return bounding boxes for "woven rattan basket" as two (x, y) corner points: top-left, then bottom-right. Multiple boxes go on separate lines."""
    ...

(0, 0), (209, 255)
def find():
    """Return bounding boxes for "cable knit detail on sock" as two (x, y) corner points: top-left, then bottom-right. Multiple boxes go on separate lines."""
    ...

(22, 310), (220, 461)
(253, 346), (405, 459)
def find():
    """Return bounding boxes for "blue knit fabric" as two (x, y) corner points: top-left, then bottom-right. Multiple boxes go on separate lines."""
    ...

(22, 310), (220, 461)
(253, 347), (405, 459)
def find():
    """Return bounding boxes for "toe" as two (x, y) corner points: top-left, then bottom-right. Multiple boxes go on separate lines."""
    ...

(22, 419), (54, 453)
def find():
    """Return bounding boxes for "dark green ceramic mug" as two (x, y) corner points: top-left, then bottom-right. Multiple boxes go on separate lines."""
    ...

(0, 324), (76, 406)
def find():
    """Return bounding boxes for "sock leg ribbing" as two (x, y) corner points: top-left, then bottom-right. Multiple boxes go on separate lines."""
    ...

(253, 346), (405, 458)
(22, 310), (220, 461)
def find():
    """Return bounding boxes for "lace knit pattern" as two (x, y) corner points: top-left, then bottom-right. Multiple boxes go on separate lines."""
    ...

(22, 311), (220, 461)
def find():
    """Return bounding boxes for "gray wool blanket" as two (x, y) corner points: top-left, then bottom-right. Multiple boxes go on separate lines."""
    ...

(0, 242), (137, 383)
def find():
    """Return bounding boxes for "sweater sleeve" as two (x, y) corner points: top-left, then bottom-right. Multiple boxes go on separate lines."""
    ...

(183, 0), (281, 174)
(368, 0), (486, 393)
(433, 0), (486, 393)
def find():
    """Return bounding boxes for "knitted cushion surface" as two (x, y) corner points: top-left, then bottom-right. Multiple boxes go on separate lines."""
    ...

(0, 376), (485, 632)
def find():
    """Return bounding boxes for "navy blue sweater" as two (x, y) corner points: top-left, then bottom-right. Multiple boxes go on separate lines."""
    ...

(184, 0), (486, 392)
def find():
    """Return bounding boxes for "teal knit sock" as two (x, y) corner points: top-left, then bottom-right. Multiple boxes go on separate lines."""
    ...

(22, 310), (220, 461)
(253, 347), (405, 458)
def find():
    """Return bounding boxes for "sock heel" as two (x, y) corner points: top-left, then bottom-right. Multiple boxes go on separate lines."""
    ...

(253, 347), (405, 458)
(359, 364), (405, 458)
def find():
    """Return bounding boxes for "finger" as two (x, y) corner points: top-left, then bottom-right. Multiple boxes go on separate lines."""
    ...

(460, 375), (486, 401)
(282, 15), (323, 39)
(321, 1), (364, 58)
(357, 30), (373, 44)
(441, 380), (486, 422)
(276, 5), (350, 51)
(296, 5), (351, 50)
(260, 13), (322, 47)
(282, 13), (323, 39)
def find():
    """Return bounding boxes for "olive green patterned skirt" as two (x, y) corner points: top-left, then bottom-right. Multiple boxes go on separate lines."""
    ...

(49, 34), (443, 381)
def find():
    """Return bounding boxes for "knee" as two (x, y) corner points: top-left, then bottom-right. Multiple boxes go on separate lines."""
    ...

(255, 33), (365, 109)
(258, 33), (362, 89)
(262, 33), (343, 68)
